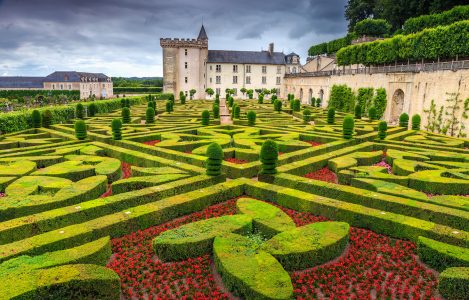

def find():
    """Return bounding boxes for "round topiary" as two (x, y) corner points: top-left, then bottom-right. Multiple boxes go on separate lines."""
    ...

(343, 115), (355, 139)
(165, 101), (172, 113)
(327, 108), (335, 124)
(111, 118), (123, 140)
(122, 107), (131, 124)
(31, 110), (42, 128)
(213, 104), (220, 119)
(259, 140), (279, 175)
(354, 104), (362, 119)
(247, 110), (256, 126)
(271, 95), (277, 102)
(234, 105), (241, 119)
(399, 113), (409, 128)
(293, 99), (301, 112)
(258, 94), (264, 104)
(205, 142), (223, 176)
(201, 110), (210, 126)
(74, 120), (87, 140)
(88, 103), (97, 117)
(146, 107), (155, 124)
(412, 114), (421, 130)
(368, 106), (377, 121)
(311, 97), (316, 107)
(303, 109), (311, 123)
(42, 109), (52, 128)
(316, 98), (321, 107)
(76, 103), (85, 119)
(378, 121), (387, 140)
(274, 99), (282, 112)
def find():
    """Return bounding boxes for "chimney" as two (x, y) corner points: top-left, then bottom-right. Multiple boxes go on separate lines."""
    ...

(268, 43), (274, 55)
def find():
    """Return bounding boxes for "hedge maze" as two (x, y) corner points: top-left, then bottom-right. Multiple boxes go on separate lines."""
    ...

(0, 97), (468, 299)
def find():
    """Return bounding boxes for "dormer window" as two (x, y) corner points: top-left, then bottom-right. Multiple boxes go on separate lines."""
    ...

(64, 75), (69, 81)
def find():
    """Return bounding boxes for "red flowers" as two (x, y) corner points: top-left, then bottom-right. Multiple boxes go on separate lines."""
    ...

(225, 158), (248, 164)
(100, 162), (133, 198)
(306, 141), (323, 147)
(373, 159), (392, 174)
(143, 140), (161, 146)
(0, 193), (5, 197)
(305, 167), (338, 184)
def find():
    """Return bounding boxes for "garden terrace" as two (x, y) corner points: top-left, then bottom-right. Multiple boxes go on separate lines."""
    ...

(0, 98), (468, 299)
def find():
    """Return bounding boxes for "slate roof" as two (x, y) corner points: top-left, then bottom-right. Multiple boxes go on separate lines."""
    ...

(197, 25), (208, 40)
(286, 52), (299, 57)
(45, 71), (109, 82)
(0, 77), (45, 88)
(207, 50), (286, 65)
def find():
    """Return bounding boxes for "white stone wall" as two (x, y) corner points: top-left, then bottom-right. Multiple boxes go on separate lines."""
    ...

(177, 47), (204, 99)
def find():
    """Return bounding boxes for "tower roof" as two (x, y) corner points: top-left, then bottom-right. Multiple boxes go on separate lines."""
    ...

(197, 25), (208, 40)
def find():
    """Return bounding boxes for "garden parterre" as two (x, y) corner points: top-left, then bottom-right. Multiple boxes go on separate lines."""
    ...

(0, 97), (468, 299)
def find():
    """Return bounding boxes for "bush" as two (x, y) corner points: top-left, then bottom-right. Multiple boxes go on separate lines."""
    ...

(146, 107), (155, 124)
(293, 99), (301, 112)
(120, 99), (126, 108)
(316, 98), (321, 107)
(205, 142), (223, 176)
(147, 101), (156, 111)
(165, 101), (172, 113)
(412, 114), (421, 130)
(308, 34), (353, 56)
(233, 105), (240, 119)
(113, 86), (162, 93)
(74, 120), (87, 140)
(180, 94), (186, 104)
(201, 110), (210, 126)
(354, 19), (391, 37)
(76, 103), (85, 119)
(125, 99), (130, 108)
(368, 106), (377, 120)
(111, 119), (123, 140)
(274, 100), (282, 112)
(31, 110), (41, 128)
(247, 111), (256, 126)
(328, 84), (354, 112)
(271, 95), (277, 102)
(258, 94), (264, 104)
(303, 109), (311, 123)
(122, 107), (131, 124)
(373, 88), (387, 119)
(212, 104), (220, 119)
(259, 140), (278, 175)
(228, 97), (234, 108)
(42, 110), (52, 128)
(343, 115), (355, 139)
(357, 88), (374, 114)
(403, 5), (469, 34)
(354, 104), (362, 119)
(399, 113), (409, 128)
(438, 267), (469, 300)
(378, 121), (387, 139)
(231, 104), (238, 118)
(168, 94), (175, 102)
(88, 103), (97, 117)
(327, 108), (335, 124)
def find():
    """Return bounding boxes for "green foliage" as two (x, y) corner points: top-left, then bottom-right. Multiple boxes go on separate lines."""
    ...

(259, 140), (278, 175)
(327, 108), (335, 124)
(357, 88), (374, 114)
(125, 99), (130, 108)
(146, 107), (155, 124)
(75, 103), (85, 119)
(168, 94), (175, 102)
(293, 99), (301, 112)
(368, 106), (377, 120)
(378, 121), (387, 139)
(205, 142), (223, 176)
(231, 104), (238, 118)
(74, 120), (87, 140)
(354, 104), (362, 119)
(354, 18), (391, 37)
(228, 96), (234, 108)
(247, 89), (253, 99)
(412, 114), (421, 130)
(328, 84), (354, 112)
(274, 99), (282, 112)
(316, 97), (322, 107)
(258, 94), (264, 104)
(373, 88), (387, 119)
(147, 100), (155, 110)
(88, 103), (97, 117)
(271, 94), (277, 102)
(303, 109), (312, 123)
(247, 110), (256, 126)
(399, 113), (409, 128)
(121, 107), (131, 124)
(205, 88), (215, 97)
(42, 110), (52, 128)
(234, 105), (240, 119)
(403, 5), (469, 34)
(180, 94), (186, 104)
(417, 236), (469, 272)
(165, 101), (172, 113)
(438, 267), (469, 300)
(201, 110), (210, 126)
(111, 119), (123, 140)
(343, 115), (355, 139)
(31, 110), (42, 128)
(189, 89), (196, 100)
(308, 34), (354, 56)
(212, 104), (220, 119)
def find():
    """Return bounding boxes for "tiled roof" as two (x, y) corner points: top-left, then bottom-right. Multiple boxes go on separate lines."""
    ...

(197, 25), (208, 40)
(0, 77), (45, 88)
(45, 71), (109, 82)
(208, 50), (285, 65)
(286, 52), (299, 57)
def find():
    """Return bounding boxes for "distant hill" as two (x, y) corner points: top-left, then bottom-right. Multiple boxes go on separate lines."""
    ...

(113, 77), (163, 87)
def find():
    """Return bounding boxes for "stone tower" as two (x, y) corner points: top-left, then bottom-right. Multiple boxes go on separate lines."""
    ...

(160, 25), (208, 99)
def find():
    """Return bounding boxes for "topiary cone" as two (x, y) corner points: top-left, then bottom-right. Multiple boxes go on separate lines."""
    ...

(122, 107), (131, 124)
(343, 115), (355, 139)
(205, 142), (223, 176)
(111, 118), (123, 140)
(74, 120), (87, 140)
(259, 140), (278, 175)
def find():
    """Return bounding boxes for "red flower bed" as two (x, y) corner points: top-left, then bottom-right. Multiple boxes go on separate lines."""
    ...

(107, 198), (440, 299)
(143, 140), (161, 146)
(0, 193), (5, 198)
(373, 159), (392, 174)
(306, 141), (323, 147)
(305, 167), (338, 184)
(225, 157), (248, 164)
(100, 162), (133, 198)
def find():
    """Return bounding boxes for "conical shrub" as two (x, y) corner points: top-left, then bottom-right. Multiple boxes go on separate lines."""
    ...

(354, 104), (362, 119)
(343, 115), (355, 139)
(31, 110), (41, 128)
(303, 109), (311, 123)
(146, 107), (155, 124)
(368, 106), (377, 121)
(412, 114), (421, 130)
(112, 118), (122, 140)
(122, 107), (131, 124)
(88, 103), (97, 117)
(399, 113), (409, 128)
(74, 120), (87, 140)
(76, 103), (85, 119)
(378, 121), (387, 140)
(247, 110), (256, 126)
(205, 142), (223, 176)
(259, 140), (278, 175)
(201, 110), (210, 126)
(327, 108), (335, 124)
(42, 110), (52, 128)
(212, 104), (220, 119)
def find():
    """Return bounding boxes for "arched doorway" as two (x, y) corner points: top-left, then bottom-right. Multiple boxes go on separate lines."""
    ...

(299, 88), (303, 102)
(391, 89), (405, 124)
(308, 88), (313, 105)
(319, 89), (324, 107)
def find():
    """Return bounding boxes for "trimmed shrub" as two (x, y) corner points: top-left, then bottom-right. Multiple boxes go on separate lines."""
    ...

(354, 18), (391, 37)
(373, 88), (387, 119)
(111, 119), (122, 141)
(328, 84), (354, 112)
(293, 99), (301, 112)
(378, 121), (387, 140)
(354, 104), (362, 119)
(233, 105), (240, 119)
(259, 140), (278, 175)
(31, 110), (41, 128)
(205, 142), (223, 176)
(76, 103), (85, 119)
(403, 5), (469, 34)
(258, 94), (264, 104)
(228, 96), (234, 108)
(316, 98), (321, 107)
(146, 107), (155, 124)
(247, 111), (256, 126)
(74, 120), (87, 140)
(368, 106), (377, 120)
(42, 110), (52, 128)
(121, 107), (131, 124)
(88, 103), (97, 117)
(274, 100), (282, 112)
(438, 267), (469, 300)
(271, 94), (277, 102)
(168, 94), (175, 102)
(303, 109), (311, 123)
(147, 101), (156, 111)
(201, 110), (210, 126)
(120, 99), (126, 108)
(125, 99), (130, 108)
(165, 101), (172, 113)
(343, 115), (354, 139)
(212, 104), (220, 119)
(327, 108), (335, 124)
(231, 104), (238, 118)
(418, 236), (469, 272)
(412, 114), (421, 130)
(180, 94), (186, 104)
(399, 113), (409, 128)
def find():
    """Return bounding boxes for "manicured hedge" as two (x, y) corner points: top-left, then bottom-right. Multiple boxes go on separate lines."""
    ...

(438, 267), (469, 300)
(417, 236), (469, 272)
(403, 5), (469, 34)
(308, 34), (354, 56)
(113, 87), (162, 93)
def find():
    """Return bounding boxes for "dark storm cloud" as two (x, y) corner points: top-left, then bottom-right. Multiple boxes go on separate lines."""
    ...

(0, 0), (347, 76)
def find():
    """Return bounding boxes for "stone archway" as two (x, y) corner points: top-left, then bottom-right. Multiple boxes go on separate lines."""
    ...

(391, 89), (405, 124)
(299, 88), (303, 102)
(308, 89), (313, 105)
(319, 89), (324, 107)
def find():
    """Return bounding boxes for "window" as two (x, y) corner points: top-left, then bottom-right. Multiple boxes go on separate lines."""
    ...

(210, 65), (213, 71)
(277, 66), (282, 74)
(185, 49), (188, 56)
(246, 76), (251, 84)
(216, 76), (221, 84)
(233, 88), (237, 96)
(233, 76), (238, 84)
(216, 88), (221, 96)
(262, 76), (267, 84)
(60, 84), (63, 90)
(185, 62), (188, 69)
(216, 65), (221, 72)
(185, 77), (188, 83)
(52, 84), (55, 90)
(292, 67), (297, 73)
(210, 77), (212, 83)
(276, 77), (281, 85)
(246, 65), (251, 73)
(262, 66), (267, 73)
(102, 84), (105, 88)
(233, 65), (238, 73)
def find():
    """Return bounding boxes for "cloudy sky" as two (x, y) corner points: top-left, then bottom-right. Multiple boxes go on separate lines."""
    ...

(0, 0), (347, 77)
